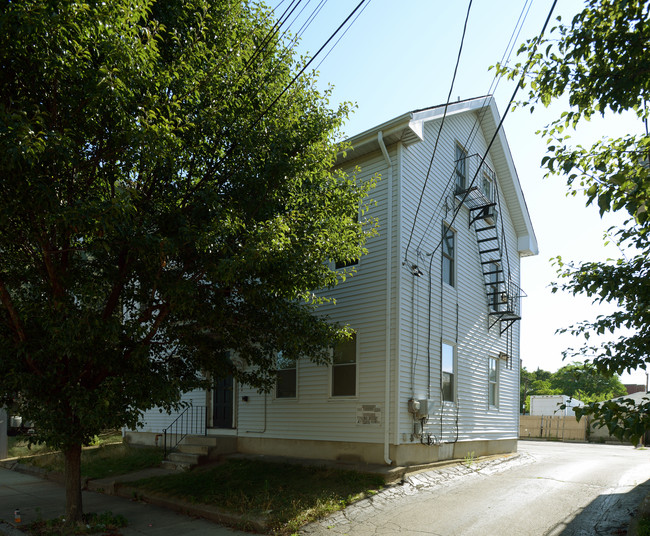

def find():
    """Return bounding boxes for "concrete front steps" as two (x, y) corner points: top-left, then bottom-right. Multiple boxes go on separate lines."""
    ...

(162, 435), (237, 471)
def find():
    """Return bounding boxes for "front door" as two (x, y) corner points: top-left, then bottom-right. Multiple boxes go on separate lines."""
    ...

(213, 376), (234, 429)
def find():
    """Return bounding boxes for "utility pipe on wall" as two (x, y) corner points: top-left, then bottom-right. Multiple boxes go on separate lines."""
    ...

(378, 131), (393, 466)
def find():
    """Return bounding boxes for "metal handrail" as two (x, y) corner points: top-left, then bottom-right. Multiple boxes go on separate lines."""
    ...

(162, 405), (208, 458)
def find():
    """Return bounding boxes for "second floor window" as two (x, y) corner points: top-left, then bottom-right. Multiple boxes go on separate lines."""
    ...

(455, 143), (468, 193)
(442, 224), (455, 287)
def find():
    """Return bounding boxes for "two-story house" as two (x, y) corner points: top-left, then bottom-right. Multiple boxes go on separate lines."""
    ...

(126, 95), (538, 466)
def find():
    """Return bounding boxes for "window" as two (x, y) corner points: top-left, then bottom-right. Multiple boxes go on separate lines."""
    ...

(276, 352), (296, 399)
(481, 171), (493, 200)
(481, 170), (498, 222)
(442, 224), (455, 287)
(455, 143), (468, 193)
(332, 334), (356, 397)
(488, 357), (498, 407)
(441, 343), (455, 402)
(335, 257), (358, 269)
(488, 262), (500, 312)
(335, 207), (360, 269)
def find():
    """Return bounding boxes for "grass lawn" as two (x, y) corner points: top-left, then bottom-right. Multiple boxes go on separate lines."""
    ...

(10, 430), (163, 480)
(7, 430), (123, 459)
(130, 458), (385, 534)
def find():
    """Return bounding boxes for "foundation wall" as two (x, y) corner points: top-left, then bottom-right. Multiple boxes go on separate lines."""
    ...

(237, 436), (517, 466)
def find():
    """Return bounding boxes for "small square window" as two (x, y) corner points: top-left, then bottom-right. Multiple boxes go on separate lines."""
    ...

(335, 258), (359, 269)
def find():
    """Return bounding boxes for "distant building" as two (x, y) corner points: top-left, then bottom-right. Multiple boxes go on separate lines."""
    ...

(624, 384), (645, 395)
(529, 395), (583, 417)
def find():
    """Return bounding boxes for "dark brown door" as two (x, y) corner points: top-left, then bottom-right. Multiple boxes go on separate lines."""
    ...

(213, 376), (234, 429)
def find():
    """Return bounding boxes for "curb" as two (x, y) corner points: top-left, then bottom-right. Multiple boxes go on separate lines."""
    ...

(116, 485), (268, 533)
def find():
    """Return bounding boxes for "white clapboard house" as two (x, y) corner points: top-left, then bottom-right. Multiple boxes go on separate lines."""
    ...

(126, 96), (538, 466)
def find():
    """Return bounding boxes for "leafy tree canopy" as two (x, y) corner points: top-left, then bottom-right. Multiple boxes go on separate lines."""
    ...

(501, 0), (649, 444)
(0, 0), (375, 521)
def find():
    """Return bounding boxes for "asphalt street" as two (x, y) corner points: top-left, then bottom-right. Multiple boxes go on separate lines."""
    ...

(300, 441), (650, 536)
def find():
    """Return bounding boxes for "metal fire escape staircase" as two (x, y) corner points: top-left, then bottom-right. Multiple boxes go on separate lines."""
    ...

(456, 163), (522, 335)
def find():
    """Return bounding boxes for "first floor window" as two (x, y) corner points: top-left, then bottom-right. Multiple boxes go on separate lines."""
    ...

(276, 353), (297, 399)
(332, 334), (356, 397)
(442, 343), (455, 402)
(488, 356), (498, 407)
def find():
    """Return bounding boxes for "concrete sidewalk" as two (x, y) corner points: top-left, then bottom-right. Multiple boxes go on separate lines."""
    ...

(0, 465), (251, 535)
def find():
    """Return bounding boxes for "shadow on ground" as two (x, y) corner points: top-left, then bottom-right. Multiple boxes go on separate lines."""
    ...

(546, 477), (650, 536)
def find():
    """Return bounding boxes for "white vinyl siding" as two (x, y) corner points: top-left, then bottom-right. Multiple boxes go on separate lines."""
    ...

(237, 147), (396, 445)
(398, 111), (521, 444)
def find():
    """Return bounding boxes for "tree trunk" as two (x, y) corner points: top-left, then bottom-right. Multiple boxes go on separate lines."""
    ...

(64, 444), (83, 525)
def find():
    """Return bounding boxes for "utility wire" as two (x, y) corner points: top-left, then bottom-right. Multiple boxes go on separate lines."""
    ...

(412, 0), (534, 262)
(313, 0), (372, 72)
(248, 0), (370, 132)
(403, 0), (474, 266)
(182, 0), (369, 203)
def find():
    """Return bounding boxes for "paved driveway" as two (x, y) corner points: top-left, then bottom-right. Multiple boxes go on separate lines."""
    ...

(300, 441), (650, 536)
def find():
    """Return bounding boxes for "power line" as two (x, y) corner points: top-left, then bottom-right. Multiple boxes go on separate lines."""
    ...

(403, 0), (474, 266)
(181, 0), (370, 203)
(411, 0), (535, 263)
(248, 0), (370, 133)
(313, 0), (373, 72)
(425, 0), (557, 264)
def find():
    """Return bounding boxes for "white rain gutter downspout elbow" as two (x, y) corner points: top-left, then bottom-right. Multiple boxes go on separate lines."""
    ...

(378, 131), (393, 466)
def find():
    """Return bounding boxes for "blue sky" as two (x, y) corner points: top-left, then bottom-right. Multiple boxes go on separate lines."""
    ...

(267, 0), (647, 386)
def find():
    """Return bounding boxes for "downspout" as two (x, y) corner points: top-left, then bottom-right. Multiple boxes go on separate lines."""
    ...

(378, 131), (393, 465)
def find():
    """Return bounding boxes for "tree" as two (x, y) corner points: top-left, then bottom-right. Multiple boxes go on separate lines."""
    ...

(500, 0), (649, 443)
(551, 362), (627, 400)
(0, 0), (375, 524)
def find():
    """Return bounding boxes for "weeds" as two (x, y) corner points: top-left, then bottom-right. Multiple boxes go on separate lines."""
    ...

(17, 444), (163, 480)
(23, 511), (126, 535)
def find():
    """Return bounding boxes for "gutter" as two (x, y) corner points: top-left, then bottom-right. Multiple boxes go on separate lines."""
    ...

(378, 131), (393, 466)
